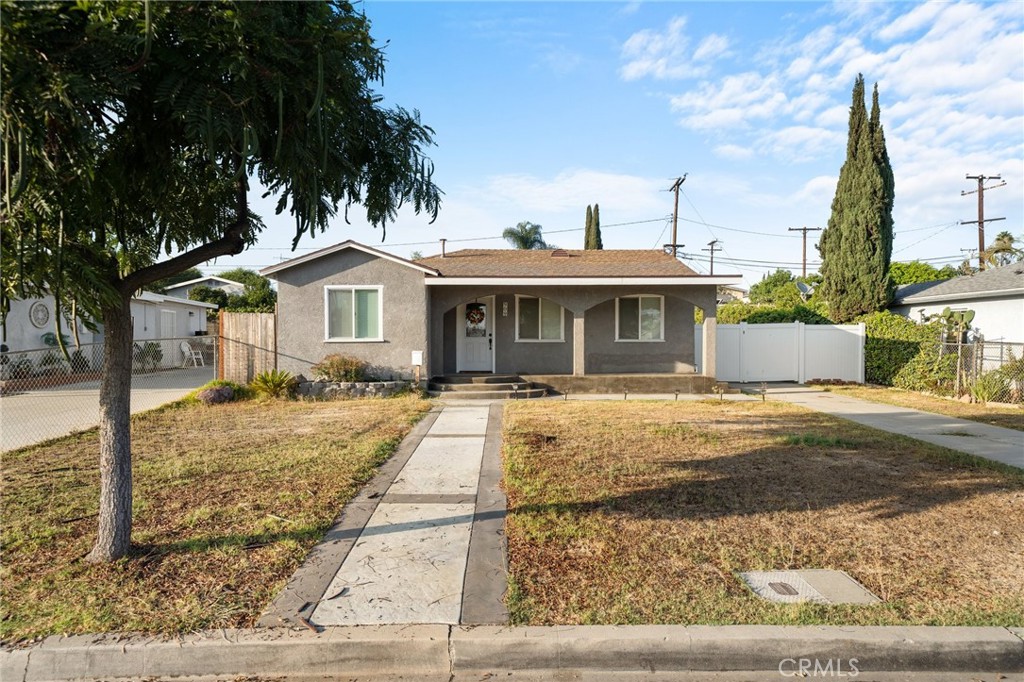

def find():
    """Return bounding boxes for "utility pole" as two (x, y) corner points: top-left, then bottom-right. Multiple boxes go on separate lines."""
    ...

(667, 175), (687, 258)
(702, 239), (723, 275)
(788, 226), (822, 278)
(961, 174), (1005, 271)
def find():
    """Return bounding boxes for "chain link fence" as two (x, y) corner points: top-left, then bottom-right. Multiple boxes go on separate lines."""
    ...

(0, 337), (217, 452)
(937, 338), (1024, 404)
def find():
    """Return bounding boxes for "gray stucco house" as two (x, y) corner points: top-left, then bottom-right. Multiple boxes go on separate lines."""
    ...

(261, 240), (738, 382)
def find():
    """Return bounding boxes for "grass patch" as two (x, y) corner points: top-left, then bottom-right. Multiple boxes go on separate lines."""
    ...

(822, 385), (1023, 432)
(1, 394), (431, 643)
(781, 433), (858, 449)
(503, 400), (1024, 627)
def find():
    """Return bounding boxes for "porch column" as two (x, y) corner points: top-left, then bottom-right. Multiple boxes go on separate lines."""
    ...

(573, 311), (585, 377)
(702, 315), (717, 378)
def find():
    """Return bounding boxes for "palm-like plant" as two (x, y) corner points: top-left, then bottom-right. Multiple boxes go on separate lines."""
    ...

(984, 231), (1023, 268)
(502, 221), (551, 249)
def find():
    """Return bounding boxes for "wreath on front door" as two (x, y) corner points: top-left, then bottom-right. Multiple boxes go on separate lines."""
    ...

(466, 306), (485, 325)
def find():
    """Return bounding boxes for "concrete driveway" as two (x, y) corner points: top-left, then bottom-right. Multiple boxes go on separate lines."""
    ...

(0, 366), (214, 451)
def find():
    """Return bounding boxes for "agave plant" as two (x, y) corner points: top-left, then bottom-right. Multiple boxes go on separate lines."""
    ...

(250, 369), (297, 399)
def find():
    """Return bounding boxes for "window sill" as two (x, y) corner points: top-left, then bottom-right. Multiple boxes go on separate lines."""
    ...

(325, 338), (386, 343)
(614, 339), (665, 343)
(514, 339), (565, 343)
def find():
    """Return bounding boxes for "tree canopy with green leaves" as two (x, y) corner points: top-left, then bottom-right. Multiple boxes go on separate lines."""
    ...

(1, 0), (441, 561)
(889, 260), (958, 285)
(502, 221), (551, 249)
(817, 76), (894, 322)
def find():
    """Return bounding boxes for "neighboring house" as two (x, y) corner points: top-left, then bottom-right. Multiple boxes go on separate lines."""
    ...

(261, 240), (739, 381)
(717, 284), (749, 305)
(162, 275), (245, 299)
(2, 291), (216, 360)
(890, 263), (1024, 342)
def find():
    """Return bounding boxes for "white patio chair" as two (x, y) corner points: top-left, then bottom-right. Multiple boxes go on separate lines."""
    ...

(180, 341), (205, 368)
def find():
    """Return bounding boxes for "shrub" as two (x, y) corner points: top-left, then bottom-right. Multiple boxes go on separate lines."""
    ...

(251, 369), (297, 399)
(717, 302), (833, 325)
(311, 354), (369, 382)
(970, 371), (1009, 404)
(70, 350), (90, 373)
(860, 311), (951, 390)
(188, 379), (252, 404)
(133, 341), (164, 372)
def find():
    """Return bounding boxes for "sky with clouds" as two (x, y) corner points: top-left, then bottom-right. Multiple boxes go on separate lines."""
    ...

(223, 1), (1023, 288)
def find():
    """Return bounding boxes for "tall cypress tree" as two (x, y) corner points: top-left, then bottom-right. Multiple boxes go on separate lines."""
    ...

(584, 205), (594, 248)
(585, 203), (604, 249)
(818, 75), (894, 322)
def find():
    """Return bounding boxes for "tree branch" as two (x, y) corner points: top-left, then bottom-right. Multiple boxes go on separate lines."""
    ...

(121, 180), (250, 294)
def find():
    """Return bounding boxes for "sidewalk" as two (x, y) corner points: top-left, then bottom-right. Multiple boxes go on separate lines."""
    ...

(761, 384), (1023, 469)
(258, 401), (508, 628)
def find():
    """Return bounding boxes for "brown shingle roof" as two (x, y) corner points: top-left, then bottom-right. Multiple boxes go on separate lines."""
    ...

(415, 249), (700, 278)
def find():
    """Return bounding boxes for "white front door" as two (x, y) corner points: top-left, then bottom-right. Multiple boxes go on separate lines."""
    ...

(457, 297), (494, 372)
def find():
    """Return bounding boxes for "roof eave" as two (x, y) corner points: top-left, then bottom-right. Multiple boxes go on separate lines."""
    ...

(261, 240), (440, 277)
(896, 287), (1024, 305)
(424, 275), (742, 286)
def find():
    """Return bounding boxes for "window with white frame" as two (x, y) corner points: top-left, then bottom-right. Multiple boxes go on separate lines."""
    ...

(516, 295), (564, 342)
(616, 295), (664, 341)
(325, 286), (382, 341)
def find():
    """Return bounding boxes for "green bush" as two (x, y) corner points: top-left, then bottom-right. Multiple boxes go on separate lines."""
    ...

(250, 369), (297, 399)
(860, 311), (955, 392)
(717, 302), (833, 325)
(311, 354), (369, 382)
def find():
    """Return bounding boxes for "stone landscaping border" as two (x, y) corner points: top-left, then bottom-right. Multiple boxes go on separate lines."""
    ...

(296, 379), (411, 399)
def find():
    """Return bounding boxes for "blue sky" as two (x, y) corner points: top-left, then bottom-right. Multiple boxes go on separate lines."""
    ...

(218, 1), (1023, 288)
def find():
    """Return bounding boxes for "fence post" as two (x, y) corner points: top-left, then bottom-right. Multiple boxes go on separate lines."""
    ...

(857, 323), (866, 384)
(796, 321), (806, 384)
(217, 313), (224, 381)
(737, 321), (746, 383)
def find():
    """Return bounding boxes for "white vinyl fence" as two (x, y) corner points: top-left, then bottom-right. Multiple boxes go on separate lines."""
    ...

(695, 322), (865, 383)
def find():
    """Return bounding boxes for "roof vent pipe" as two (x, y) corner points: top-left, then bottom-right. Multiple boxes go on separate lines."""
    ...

(440, 238), (447, 258)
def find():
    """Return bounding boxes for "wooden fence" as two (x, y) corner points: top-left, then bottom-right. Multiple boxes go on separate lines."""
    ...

(219, 312), (276, 384)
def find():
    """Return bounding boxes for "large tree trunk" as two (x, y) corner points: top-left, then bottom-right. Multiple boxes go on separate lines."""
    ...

(86, 294), (134, 562)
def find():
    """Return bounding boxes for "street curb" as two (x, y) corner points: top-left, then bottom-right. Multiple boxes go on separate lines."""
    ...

(3, 625), (1021, 680)
(452, 625), (1024, 674)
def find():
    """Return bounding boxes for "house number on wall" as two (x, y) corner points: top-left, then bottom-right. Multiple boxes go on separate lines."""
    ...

(29, 302), (50, 329)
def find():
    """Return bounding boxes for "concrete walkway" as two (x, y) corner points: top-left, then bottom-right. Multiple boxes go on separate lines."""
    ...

(260, 402), (507, 628)
(763, 385), (1023, 469)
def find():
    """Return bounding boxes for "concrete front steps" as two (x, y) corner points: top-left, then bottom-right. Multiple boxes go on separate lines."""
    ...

(427, 374), (546, 400)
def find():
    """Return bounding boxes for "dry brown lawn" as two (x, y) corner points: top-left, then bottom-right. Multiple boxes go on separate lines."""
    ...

(503, 400), (1024, 626)
(821, 384), (1023, 431)
(1, 395), (430, 643)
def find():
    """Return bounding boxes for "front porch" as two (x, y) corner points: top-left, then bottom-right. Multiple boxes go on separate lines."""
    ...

(428, 287), (720, 380)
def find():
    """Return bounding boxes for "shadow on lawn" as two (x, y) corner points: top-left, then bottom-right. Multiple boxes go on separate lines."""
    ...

(510, 445), (1020, 522)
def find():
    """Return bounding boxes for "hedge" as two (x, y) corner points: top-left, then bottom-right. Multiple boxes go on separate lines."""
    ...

(859, 311), (955, 391)
(716, 302), (833, 325)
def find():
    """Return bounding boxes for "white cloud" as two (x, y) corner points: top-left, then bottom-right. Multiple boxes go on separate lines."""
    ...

(619, 17), (730, 81)
(670, 72), (788, 130)
(713, 144), (754, 161)
(693, 34), (731, 62)
(479, 169), (666, 215)
(759, 126), (845, 163)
